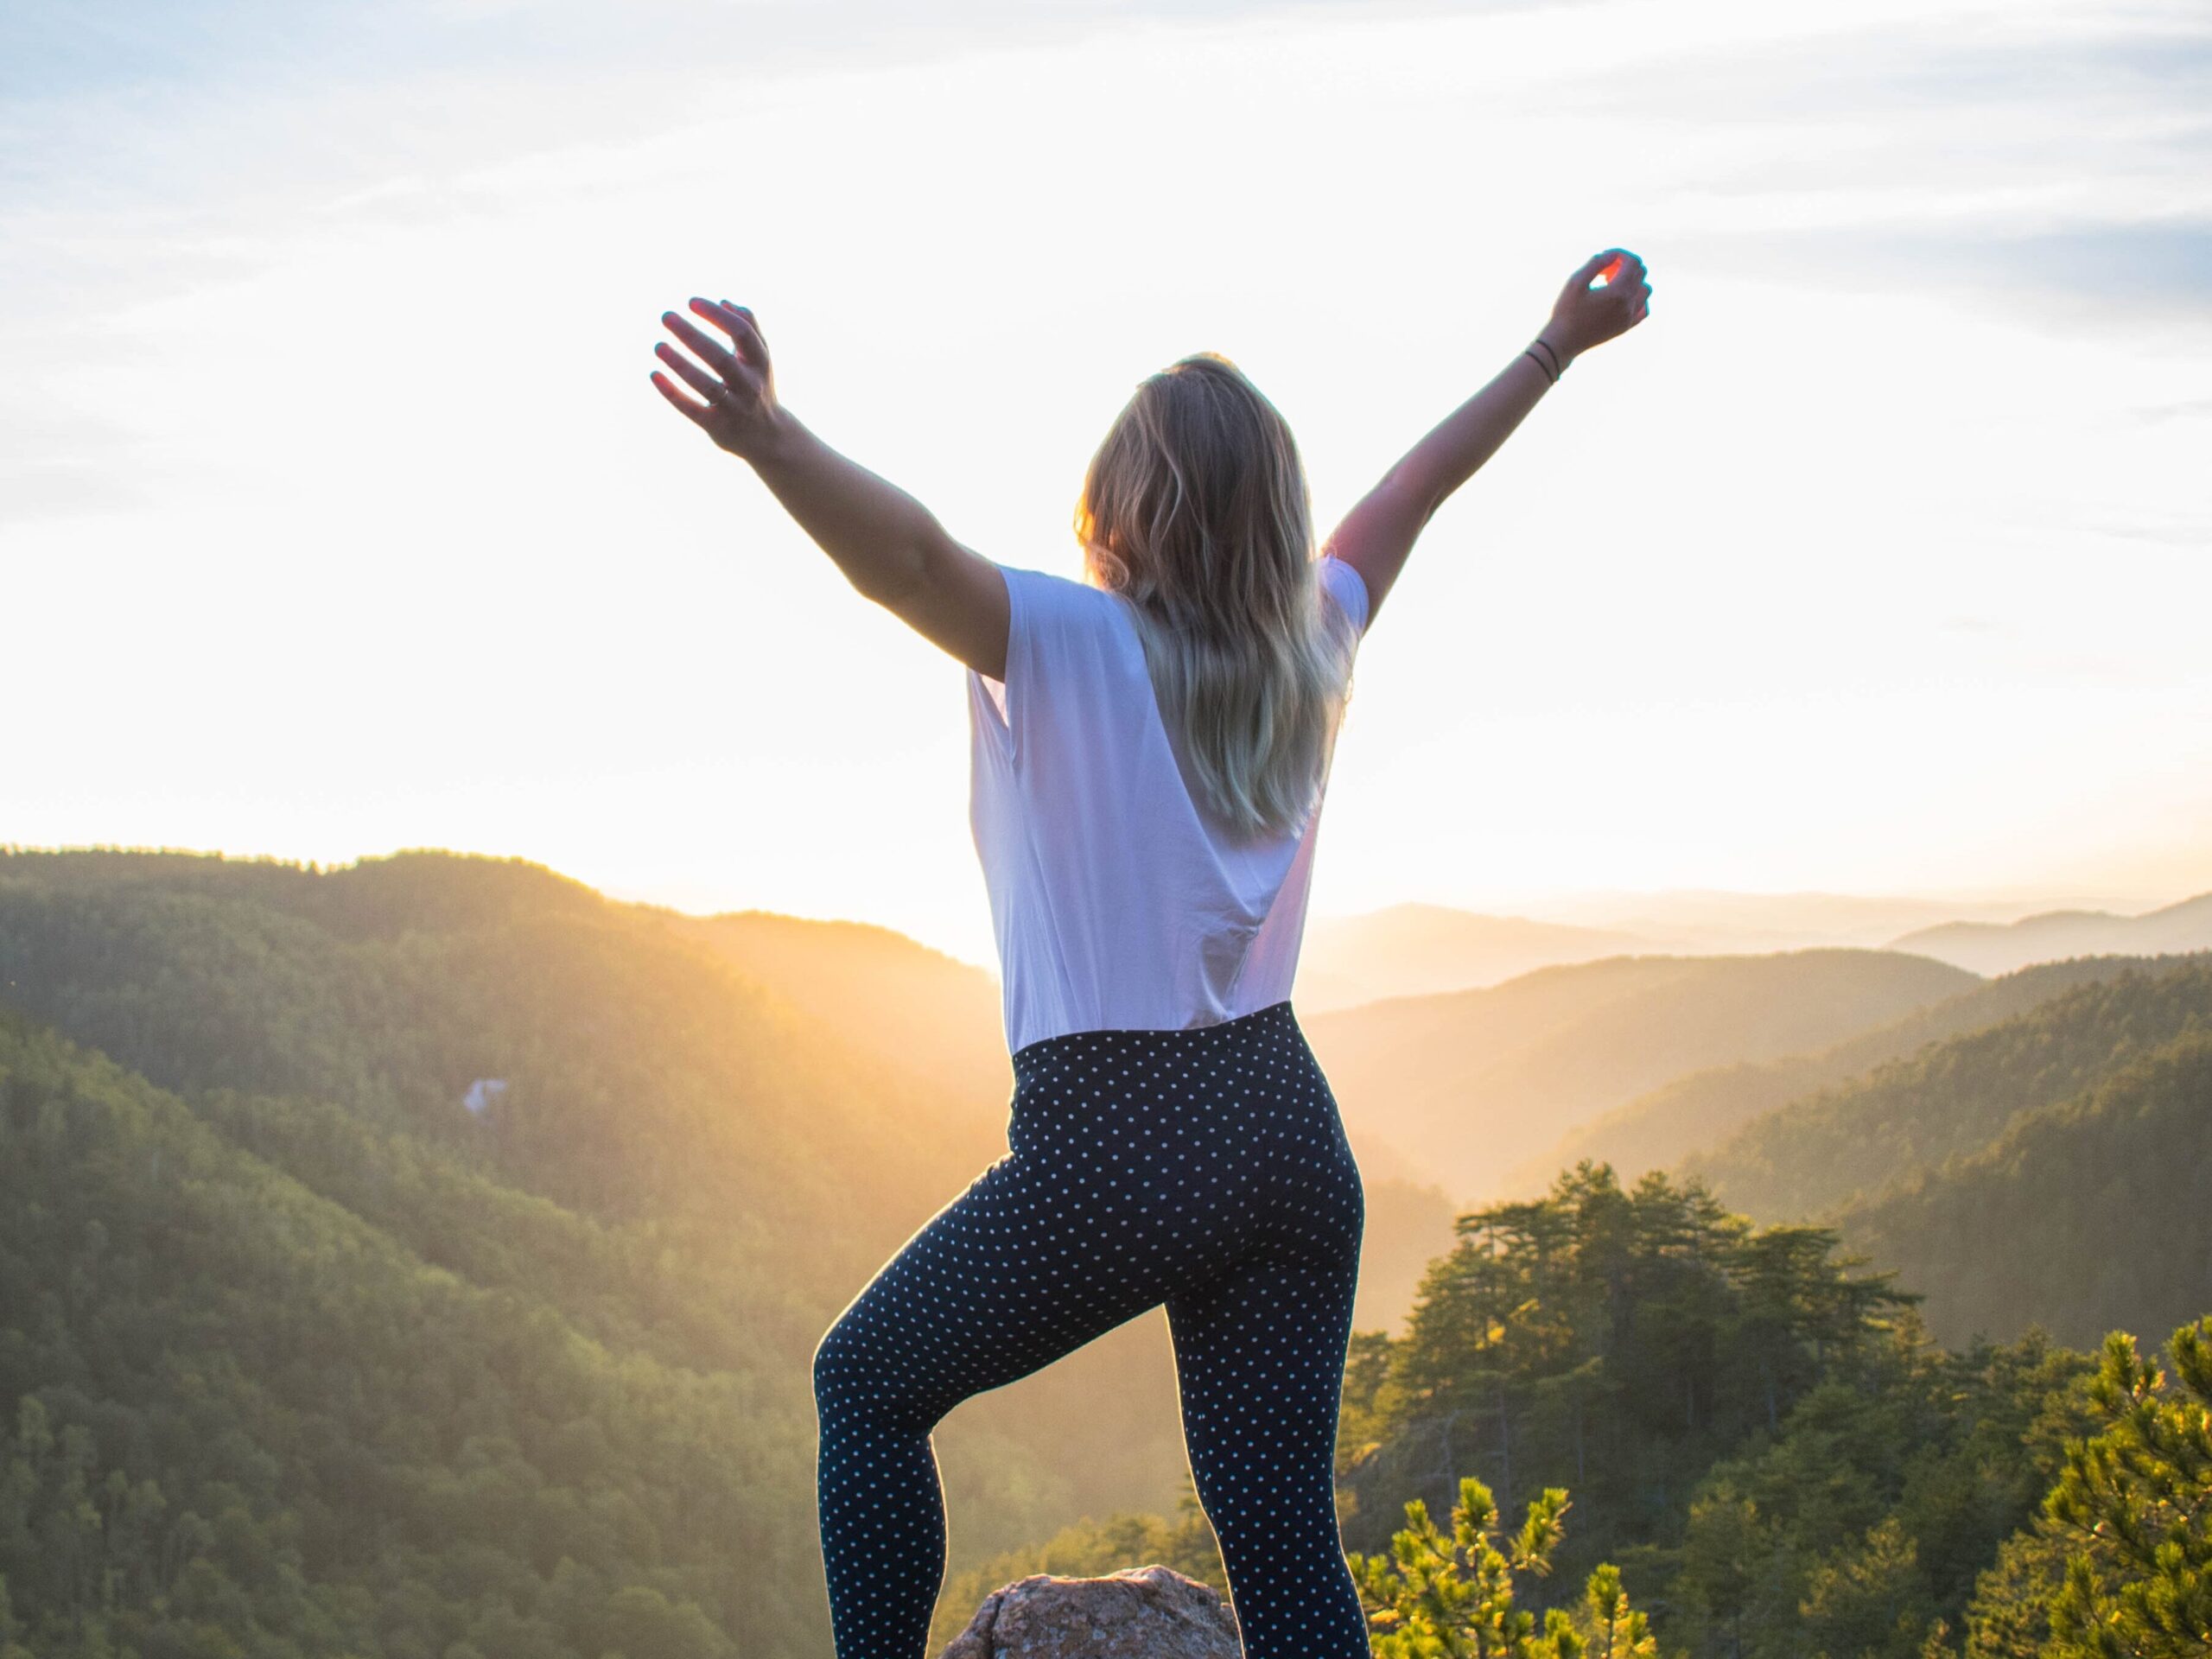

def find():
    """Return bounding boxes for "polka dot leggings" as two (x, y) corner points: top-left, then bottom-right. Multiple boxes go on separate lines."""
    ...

(811, 998), (1370, 1657)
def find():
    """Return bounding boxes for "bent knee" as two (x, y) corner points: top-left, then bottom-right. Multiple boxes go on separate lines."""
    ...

(811, 1313), (870, 1404)
(812, 1309), (935, 1431)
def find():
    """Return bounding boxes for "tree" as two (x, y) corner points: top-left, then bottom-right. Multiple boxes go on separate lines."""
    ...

(2041, 1318), (2212, 1658)
(1349, 1476), (1658, 1658)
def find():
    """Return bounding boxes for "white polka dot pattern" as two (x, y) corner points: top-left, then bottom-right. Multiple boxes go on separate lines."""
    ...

(811, 998), (1370, 1657)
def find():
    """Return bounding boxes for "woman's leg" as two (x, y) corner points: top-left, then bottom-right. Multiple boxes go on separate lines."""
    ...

(810, 1148), (1192, 1659)
(1166, 1239), (1370, 1656)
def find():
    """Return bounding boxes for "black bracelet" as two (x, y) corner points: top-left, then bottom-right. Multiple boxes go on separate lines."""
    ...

(1532, 336), (1566, 376)
(1522, 346), (1558, 385)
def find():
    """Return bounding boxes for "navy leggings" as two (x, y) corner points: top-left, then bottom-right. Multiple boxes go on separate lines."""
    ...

(811, 999), (1370, 1657)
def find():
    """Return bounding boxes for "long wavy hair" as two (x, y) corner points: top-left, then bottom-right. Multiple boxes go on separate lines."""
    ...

(1076, 352), (1359, 841)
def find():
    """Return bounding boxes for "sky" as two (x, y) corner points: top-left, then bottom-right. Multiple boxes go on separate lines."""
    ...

(4, 0), (2209, 971)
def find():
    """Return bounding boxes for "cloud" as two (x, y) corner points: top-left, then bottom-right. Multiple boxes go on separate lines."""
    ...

(0, 460), (154, 525)
(0, 0), (1583, 105)
(1678, 215), (2212, 333)
(2120, 397), (2212, 425)
(2082, 518), (2212, 548)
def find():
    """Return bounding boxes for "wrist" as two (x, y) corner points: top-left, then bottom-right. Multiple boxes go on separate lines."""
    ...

(743, 404), (806, 470)
(1533, 331), (1576, 374)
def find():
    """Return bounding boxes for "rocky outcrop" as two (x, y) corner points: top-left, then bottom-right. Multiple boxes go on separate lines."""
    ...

(942, 1565), (1243, 1657)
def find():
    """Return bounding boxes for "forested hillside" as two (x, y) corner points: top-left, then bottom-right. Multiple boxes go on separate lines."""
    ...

(1510, 954), (2160, 1195)
(1682, 956), (2212, 1224)
(0, 1012), (809, 1658)
(1304, 949), (1978, 1202)
(1834, 1027), (2212, 1349)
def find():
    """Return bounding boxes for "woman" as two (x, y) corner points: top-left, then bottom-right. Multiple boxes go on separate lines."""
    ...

(651, 247), (1652, 1659)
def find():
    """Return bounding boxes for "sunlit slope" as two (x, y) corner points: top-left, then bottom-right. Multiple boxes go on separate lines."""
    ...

(668, 905), (1013, 1109)
(1507, 954), (2163, 1194)
(1834, 1026), (2212, 1348)
(1302, 948), (1978, 1203)
(1681, 956), (2212, 1224)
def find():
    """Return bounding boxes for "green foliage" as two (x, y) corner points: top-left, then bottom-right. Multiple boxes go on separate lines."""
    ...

(1666, 1326), (2096, 1657)
(2041, 1319), (2212, 1656)
(1350, 1476), (1658, 1657)
(1339, 1158), (2115, 1658)
(1338, 1162), (1916, 1585)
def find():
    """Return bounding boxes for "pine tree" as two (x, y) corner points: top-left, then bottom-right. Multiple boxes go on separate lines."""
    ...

(1348, 1476), (1659, 1657)
(2043, 1317), (2212, 1657)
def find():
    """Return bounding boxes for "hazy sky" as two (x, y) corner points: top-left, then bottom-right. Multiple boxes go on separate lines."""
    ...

(5, 0), (2209, 970)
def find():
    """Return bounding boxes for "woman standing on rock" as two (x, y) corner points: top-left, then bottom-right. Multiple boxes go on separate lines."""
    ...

(651, 249), (1651, 1658)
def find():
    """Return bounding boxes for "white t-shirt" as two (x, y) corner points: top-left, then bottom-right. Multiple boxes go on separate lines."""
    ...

(966, 553), (1370, 1055)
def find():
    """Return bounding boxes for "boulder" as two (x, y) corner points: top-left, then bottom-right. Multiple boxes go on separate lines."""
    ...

(941, 1564), (1243, 1657)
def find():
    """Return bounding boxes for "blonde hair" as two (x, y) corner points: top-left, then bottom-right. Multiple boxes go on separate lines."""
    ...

(1075, 352), (1358, 840)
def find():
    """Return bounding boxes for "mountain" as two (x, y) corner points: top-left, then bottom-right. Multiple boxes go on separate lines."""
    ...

(1503, 954), (2166, 1195)
(1834, 1026), (2212, 1349)
(1681, 956), (2212, 1225)
(1302, 948), (1979, 1205)
(1294, 903), (1656, 1011)
(1887, 891), (2212, 975)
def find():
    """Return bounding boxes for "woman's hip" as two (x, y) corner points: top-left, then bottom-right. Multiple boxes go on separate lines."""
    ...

(1008, 1000), (1344, 1130)
(1001, 999), (1360, 1244)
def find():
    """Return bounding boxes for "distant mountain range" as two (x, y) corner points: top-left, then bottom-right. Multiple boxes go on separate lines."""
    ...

(1296, 904), (1656, 1009)
(1885, 891), (2212, 974)
(1296, 887), (2211, 1010)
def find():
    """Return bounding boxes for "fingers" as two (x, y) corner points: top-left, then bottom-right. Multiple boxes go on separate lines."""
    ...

(1595, 249), (1646, 289)
(653, 340), (728, 404)
(649, 368), (714, 426)
(690, 297), (770, 368)
(662, 308), (747, 383)
(1573, 248), (1621, 286)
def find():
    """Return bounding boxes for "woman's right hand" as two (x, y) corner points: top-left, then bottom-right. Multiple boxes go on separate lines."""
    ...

(1543, 248), (1652, 364)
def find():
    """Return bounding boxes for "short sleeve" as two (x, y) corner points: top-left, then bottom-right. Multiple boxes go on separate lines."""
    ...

(1318, 553), (1371, 636)
(975, 562), (1127, 771)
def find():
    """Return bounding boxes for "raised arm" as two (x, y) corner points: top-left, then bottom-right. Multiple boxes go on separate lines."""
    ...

(652, 297), (1010, 679)
(1324, 248), (1651, 627)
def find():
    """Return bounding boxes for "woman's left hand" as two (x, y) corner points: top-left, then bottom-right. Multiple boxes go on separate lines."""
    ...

(652, 297), (785, 461)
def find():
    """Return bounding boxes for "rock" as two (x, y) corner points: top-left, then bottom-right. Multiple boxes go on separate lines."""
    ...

(941, 1564), (1243, 1657)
